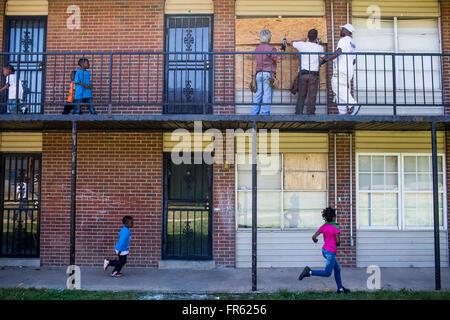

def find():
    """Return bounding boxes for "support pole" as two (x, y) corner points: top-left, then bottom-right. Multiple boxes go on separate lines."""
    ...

(431, 122), (441, 290)
(70, 121), (78, 265)
(251, 121), (257, 291)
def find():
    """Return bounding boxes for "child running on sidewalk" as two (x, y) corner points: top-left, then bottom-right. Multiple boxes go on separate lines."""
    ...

(298, 207), (350, 293)
(104, 216), (133, 277)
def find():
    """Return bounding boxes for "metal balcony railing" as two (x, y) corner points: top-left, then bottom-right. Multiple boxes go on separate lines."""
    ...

(0, 51), (448, 116)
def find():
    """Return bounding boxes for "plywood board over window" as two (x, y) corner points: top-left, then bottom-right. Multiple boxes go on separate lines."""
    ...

(284, 154), (327, 190)
(6, 0), (48, 16)
(235, 17), (328, 91)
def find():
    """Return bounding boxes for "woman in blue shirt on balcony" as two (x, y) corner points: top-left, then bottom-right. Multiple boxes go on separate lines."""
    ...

(74, 58), (96, 115)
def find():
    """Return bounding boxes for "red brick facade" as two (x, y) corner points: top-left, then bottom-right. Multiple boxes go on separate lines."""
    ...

(213, 163), (235, 267)
(325, 0), (350, 115)
(441, 0), (450, 115)
(328, 133), (357, 267)
(41, 132), (163, 267)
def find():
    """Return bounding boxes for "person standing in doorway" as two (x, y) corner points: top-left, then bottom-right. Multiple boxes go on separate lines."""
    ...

(328, 24), (359, 115)
(291, 29), (325, 115)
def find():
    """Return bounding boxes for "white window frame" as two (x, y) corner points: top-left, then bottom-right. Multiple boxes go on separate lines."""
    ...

(356, 152), (447, 231)
(235, 153), (329, 231)
(401, 153), (447, 231)
(356, 153), (401, 230)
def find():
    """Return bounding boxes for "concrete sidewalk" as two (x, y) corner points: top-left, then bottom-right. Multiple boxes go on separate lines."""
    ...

(0, 266), (448, 293)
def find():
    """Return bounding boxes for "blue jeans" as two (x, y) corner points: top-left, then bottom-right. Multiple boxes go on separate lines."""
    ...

(251, 72), (273, 115)
(7, 99), (21, 113)
(310, 248), (343, 290)
(74, 97), (96, 114)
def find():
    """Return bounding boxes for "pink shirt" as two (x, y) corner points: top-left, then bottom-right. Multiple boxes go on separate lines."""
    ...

(254, 43), (279, 73)
(319, 223), (340, 253)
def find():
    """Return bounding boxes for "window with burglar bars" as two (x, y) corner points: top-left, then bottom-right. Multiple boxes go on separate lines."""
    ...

(3, 17), (47, 114)
(1, 154), (41, 257)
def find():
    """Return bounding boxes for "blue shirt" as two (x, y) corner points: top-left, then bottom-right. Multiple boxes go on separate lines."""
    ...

(115, 226), (131, 252)
(74, 69), (92, 99)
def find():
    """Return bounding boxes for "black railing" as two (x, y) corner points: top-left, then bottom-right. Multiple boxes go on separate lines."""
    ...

(0, 51), (448, 116)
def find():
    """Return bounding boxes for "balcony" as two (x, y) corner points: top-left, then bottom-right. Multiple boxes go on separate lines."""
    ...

(0, 51), (448, 121)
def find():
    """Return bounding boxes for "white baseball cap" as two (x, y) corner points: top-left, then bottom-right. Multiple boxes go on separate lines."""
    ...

(340, 23), (355, 33)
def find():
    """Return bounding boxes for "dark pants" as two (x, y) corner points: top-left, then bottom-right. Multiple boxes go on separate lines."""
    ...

(295, 71), (319, 115)
(74, 98), (96, 114)
(109, 254), (127, 273)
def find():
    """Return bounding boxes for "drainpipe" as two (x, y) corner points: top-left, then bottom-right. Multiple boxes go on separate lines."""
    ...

(70, 121), (77, 265)
(431, 122), (441, 290)
(350, 133), (354, 246)
(346, 0), (350, 24)
(251, 121), (257, 291)
(331, 0), (335, 50)
(334, 134), (337, 214)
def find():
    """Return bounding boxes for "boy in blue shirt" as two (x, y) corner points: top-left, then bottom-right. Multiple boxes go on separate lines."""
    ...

(104, 216), (133, 277)
(74, 58), (96, 115)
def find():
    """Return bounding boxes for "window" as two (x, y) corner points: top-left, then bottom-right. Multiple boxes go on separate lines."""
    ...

(357, 154), (446, 229)
(352, 18), (441, 105)
(236, 153), (327, 229)
(403, 155), (445, 228)
(358, 155), (399, 227)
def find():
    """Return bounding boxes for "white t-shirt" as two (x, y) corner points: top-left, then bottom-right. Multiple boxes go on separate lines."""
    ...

(6, 74), (23, 100)
(333, 36), (356, 75)
(292, 41), (324, 72)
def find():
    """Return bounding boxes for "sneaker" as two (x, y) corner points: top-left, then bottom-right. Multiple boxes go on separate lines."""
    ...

(103, 259), (109, 272)
(298, 266), (311, 280)
(111, 271), (122, 277)
(337, 287), (351, 294)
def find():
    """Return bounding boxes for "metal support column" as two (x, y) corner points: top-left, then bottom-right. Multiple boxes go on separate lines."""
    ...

(431, 122), (441, 290)
(252, 121), (257, 291)
(70, 121), (78, 265)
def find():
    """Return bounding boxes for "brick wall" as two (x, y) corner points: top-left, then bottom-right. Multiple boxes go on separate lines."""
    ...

(213, 0), (235, 114)
(447, 130), (450, 263)
(41, 132), (163, 267)
(213, 163), (235, 267)
(41, 132), (72, 265)
(328, 133), (356, 267)
(0, 0), (5, 50)
(45, 0), (165, 115)
(441, 1), (450, 115)
(325, 0), (350, 115)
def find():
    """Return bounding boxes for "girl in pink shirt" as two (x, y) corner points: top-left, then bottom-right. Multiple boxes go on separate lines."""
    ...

(298, 207), (350, 293)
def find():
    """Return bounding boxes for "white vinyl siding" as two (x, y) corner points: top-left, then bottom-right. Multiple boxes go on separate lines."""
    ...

(356, 230), (449, 267)
(352, 0), (440, 18)
(165, 0), (213, 14)
(236, 230), (326, 268)
(352, 18), (442, 115)
(356, 152), (448, 268)
(235, 0), (325, 17)
(6, 0), (48, 16)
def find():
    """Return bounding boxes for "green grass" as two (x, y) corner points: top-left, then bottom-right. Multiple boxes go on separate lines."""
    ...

(0, 288), (449, 300)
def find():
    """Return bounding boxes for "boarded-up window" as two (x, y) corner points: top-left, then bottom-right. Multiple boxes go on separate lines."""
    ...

(236, 153), (327, 229)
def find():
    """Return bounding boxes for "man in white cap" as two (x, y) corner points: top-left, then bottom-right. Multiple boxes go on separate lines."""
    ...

(329, 23), (359, 115)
